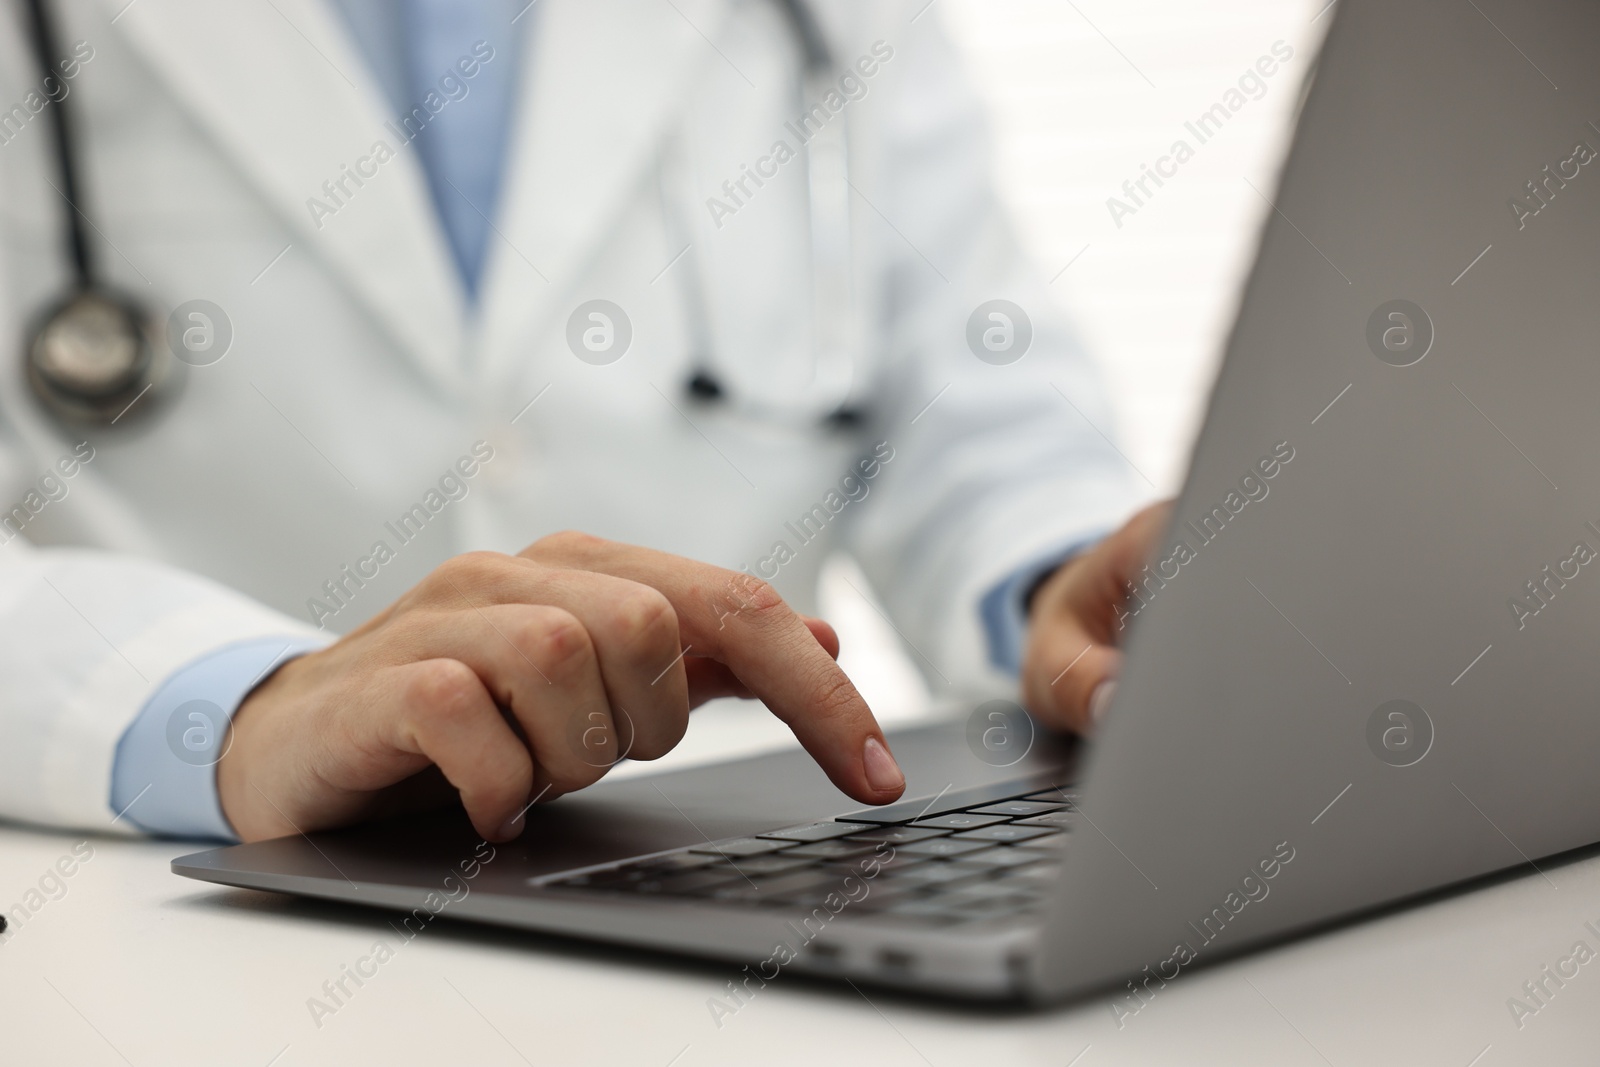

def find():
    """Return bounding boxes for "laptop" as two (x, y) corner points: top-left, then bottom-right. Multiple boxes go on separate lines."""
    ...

(174, 0), (1600, 1003)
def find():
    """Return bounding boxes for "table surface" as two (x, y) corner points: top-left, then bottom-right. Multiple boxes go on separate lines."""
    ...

(4, 703), (1596, 1067)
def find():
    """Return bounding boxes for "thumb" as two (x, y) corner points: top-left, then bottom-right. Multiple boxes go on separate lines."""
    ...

(1021, 502), (1171, 733)
(1022, 598), (1124, 735)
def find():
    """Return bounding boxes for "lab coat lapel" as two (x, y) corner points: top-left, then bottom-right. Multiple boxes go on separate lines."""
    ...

(102, 0), (466, 392)
(476, 0), (728, 385)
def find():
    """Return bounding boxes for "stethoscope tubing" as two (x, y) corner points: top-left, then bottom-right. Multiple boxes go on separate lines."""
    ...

(19, 0), (164, 424)
(669, 0), (866, 429)
(19, 0), (860, 429)
(21, 0), (92, 288)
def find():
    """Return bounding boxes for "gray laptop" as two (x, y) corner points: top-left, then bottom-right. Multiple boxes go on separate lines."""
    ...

(174, 0), (1600, 1003)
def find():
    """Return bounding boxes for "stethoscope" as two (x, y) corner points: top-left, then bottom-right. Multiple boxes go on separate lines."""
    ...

(669, 0), (865, 428)
(20, 0), (862, 428)
(20, 0), (167, 425)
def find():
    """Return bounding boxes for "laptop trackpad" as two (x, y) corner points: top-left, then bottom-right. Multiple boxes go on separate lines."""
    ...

(173, 717), (1076, 897)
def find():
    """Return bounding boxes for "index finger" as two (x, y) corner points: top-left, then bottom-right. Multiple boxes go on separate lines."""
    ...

(523, 532), (905, 804)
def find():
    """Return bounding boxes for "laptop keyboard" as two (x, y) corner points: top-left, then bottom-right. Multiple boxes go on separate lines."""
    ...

(535, 778), (1074, 926)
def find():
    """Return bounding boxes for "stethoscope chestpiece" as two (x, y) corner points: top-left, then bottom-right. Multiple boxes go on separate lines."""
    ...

(26, 287), (166, 424)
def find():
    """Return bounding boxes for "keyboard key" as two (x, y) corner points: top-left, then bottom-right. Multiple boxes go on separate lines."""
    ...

(758, 821), (877, 843)
(837, 778), (1066, 825)
(620, 851), (717, 874)
(1013, 811), (1073, 828)
(842, 825), (951, 845)
(913, 812), (1010, 830)
(964, 846), (1048, 869)
(968, 801), (1065, 818)
(1022, 789), (1077, 803)
(704, 884), (780, 905)
(1022, 832), (1067, 850)
(896, 837), (995, 859)
(879, 861), (991, 888)
(1012, 863), (1063, 883)
(826, 851), (928, 875)
(636, 868), (746, 896)
(550, 867), (639, 889)
(952, 824), (1057, 844)
(705, 880), (791, 904)
(712, 869), (855, 904)
(784, 840), (882, 860)
(839, 884), (924, 912)
(689, 838), (797, 858)
(723, 855), (817, 877)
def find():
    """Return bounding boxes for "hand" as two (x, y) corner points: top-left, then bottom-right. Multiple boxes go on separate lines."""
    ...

(1021, 502), (1171, 734)
(217, 531), (905, 843)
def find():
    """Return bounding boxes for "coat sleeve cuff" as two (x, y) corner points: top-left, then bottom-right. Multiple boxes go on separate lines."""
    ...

(977, 532), (1106, 675)
(109, 634), (331, 840)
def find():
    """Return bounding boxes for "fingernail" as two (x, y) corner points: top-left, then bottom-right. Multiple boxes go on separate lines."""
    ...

(1088, 680), (1117, 727)
(495, 812), (525, 840)
(862, 736), (905, 793)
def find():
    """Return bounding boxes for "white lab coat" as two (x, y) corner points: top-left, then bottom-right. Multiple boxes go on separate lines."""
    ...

(0, 0), (1136, 832)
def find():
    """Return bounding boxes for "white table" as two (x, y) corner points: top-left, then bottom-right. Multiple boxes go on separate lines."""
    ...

(4, 705), (1596, 1066)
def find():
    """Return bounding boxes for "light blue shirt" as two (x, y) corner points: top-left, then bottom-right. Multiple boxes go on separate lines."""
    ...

(110, 636), (328, 838)
(108, 1), (1088, 837)
(328, 0), (526, 300)
(978, 536), (1102, 674)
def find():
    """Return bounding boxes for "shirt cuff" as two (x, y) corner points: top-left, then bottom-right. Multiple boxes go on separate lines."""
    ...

(109, 635), (331, 840)
(978, 533), (1107, 675)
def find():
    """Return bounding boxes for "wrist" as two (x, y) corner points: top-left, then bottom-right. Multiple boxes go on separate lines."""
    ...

(216, 652), (308, 841)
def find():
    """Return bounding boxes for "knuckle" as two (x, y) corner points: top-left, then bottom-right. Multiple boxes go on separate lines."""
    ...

(611, 587), (677, 647)
(742, 578), (786, 616)
(406, 659), (483, 721)
(540, 720), (613, 788)
(577, 711), (620, 760)
(722, 575), (786, 622)
(521, 608), (594, 677)
(530, 529), (604, 558)
(431, 551), (506, 594)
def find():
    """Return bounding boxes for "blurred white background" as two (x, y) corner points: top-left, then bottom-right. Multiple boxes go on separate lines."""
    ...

(640, 0), (1334, 771)
(941, 0), (1328, 491)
